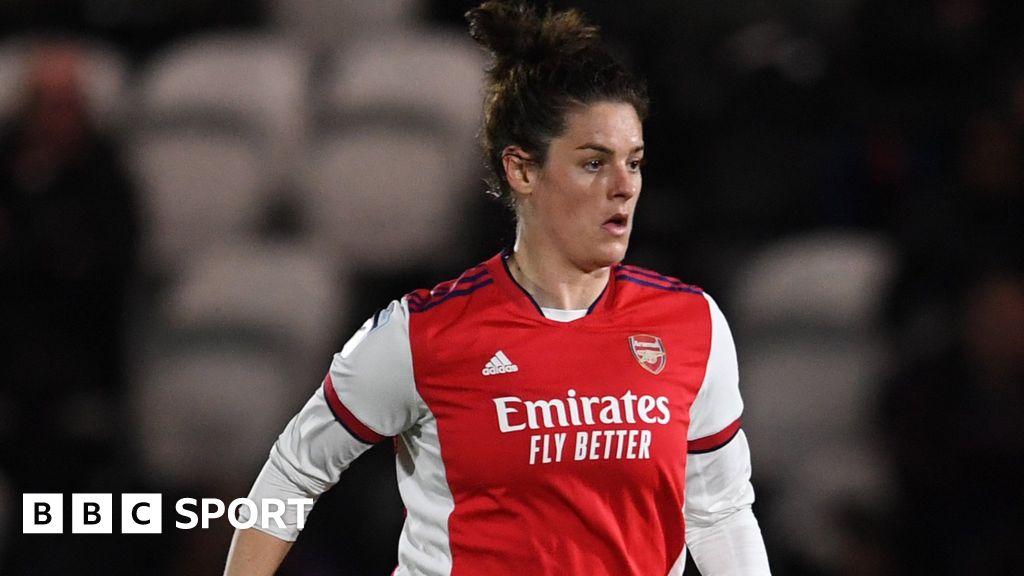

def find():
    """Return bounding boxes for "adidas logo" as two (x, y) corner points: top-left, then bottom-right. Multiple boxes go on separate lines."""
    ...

(482, 350), (519, 376)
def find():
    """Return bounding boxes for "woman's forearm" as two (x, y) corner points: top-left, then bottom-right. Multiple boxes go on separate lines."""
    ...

(223, 527), (293, 576)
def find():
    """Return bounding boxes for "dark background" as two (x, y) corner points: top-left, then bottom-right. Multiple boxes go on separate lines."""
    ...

(1, 0), (1021, 574)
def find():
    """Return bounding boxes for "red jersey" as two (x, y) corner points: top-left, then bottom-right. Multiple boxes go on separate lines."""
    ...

(244, 252), (766, 575)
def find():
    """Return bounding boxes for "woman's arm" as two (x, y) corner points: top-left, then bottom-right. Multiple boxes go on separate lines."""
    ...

(223, 528), (293, 576)
(685, 431), (771, 575)
(222, 299), (420, 568)
(684, 293), (771, 574)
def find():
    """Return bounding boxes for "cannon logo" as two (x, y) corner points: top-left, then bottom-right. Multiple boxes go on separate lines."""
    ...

(629, 334), (666, 375)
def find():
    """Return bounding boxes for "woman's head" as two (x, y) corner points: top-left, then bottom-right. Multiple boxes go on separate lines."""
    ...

(466, 1), (649, 206)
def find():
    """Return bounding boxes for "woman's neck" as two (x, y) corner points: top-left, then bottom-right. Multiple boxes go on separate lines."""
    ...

(507, 242), (610, 310)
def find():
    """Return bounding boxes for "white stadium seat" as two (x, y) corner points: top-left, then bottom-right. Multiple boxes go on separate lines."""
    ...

(133, 335), (296, 490)
(299, 123), (461, 273)
(268, 0), (424, 52)
(297, 28), (486, 272)
(162, 240), (347, 389)
(317, 28), (486, 171)
(131, 240), (348, 490)
(134, 32), (310, 187)
(730, 230), (896, 570)
(128, 130), (268, 275)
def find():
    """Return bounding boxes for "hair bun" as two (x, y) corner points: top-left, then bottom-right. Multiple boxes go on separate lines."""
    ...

(466, 1), (599, 70)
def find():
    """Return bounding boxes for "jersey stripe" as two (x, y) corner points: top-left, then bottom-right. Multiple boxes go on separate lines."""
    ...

(616, 273), (703, 294)
(618, 265), (702, 292)
(322, 375), (388, 444)
(455, 268), (489, 284)
(408, 279), (493, 313)
(407, 266), (493, 313)
(687, 418), (741, 454)
(618, 264), (679, 283)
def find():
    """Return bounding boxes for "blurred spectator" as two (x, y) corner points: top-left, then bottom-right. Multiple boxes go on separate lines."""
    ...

(0, 40), (143, 576)
(0, 39), (138, 557)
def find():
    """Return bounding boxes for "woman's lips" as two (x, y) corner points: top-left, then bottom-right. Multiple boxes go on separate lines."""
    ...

(602, 214), (629, 236)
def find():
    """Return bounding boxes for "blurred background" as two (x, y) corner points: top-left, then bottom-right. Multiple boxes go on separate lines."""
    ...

(0, 0), (1021, 574)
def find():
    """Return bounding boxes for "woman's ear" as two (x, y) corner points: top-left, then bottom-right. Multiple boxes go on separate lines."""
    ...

(502, 145), (535, 197)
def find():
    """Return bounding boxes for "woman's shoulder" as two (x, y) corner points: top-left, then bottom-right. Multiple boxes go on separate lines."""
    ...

(405, 260), (495, 314)
(614, 263), (704, 296)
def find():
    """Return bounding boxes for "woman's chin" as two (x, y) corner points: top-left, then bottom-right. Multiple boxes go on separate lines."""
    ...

(587, 242), (630, 270)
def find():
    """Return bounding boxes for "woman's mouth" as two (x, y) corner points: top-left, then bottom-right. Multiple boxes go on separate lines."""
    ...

(602, 213), (629, 236)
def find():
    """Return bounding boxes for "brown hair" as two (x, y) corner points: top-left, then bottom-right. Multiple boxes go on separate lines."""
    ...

(466, 1), (649, 205)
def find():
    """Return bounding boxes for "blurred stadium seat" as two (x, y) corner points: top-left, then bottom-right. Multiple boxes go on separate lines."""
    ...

(132, 240), (348, 490)
(127, 130), (269, 276)
(297, 28), (485, 273)
(731, 230), (897, 570)
(298, 123), (459, 273)
(317, 28), (485, 173)
(162, 240), (347, 392)
(133, 32), (311, 190)
(132, 331), (295, 490)
(268, 0), (424, 52)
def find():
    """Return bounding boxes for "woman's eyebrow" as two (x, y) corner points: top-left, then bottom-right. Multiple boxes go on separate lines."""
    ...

(575, 143), (645, 154)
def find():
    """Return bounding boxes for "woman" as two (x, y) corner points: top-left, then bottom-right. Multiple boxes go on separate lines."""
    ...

(225, 2), (771, 574)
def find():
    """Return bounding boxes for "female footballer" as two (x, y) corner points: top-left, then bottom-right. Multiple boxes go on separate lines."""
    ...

(224, 2), (771, 574)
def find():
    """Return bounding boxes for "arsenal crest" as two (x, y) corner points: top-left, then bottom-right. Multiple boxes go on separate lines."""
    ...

(629, 334), (666, 375)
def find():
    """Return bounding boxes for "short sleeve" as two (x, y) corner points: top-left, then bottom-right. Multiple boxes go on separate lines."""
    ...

(323, 298), (422, 442)
(687, 293), (744, 453)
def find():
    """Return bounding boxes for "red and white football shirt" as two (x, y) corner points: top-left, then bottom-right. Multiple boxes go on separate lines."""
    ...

(244, 252), (768, 575)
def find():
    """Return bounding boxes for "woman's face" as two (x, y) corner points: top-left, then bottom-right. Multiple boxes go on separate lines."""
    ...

(520, 101), (644, 272)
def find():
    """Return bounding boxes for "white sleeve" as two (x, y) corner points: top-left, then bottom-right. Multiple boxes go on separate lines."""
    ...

(240, 298), (420, 541)
(326, 299), (422, 440)
(684, 293), (771, 574)
(688, 293), (743, 446)
(685, 433), (770, 574)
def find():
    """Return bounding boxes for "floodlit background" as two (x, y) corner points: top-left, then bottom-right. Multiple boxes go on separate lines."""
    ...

(1, 0), (1021, 574)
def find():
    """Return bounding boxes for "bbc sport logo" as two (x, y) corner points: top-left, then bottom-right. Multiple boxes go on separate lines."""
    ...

(22, 493), (313, 534)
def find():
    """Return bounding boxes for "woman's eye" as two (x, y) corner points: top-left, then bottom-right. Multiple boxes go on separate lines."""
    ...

(629, 158), (645, 171)
(584, 160), (603, 171)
